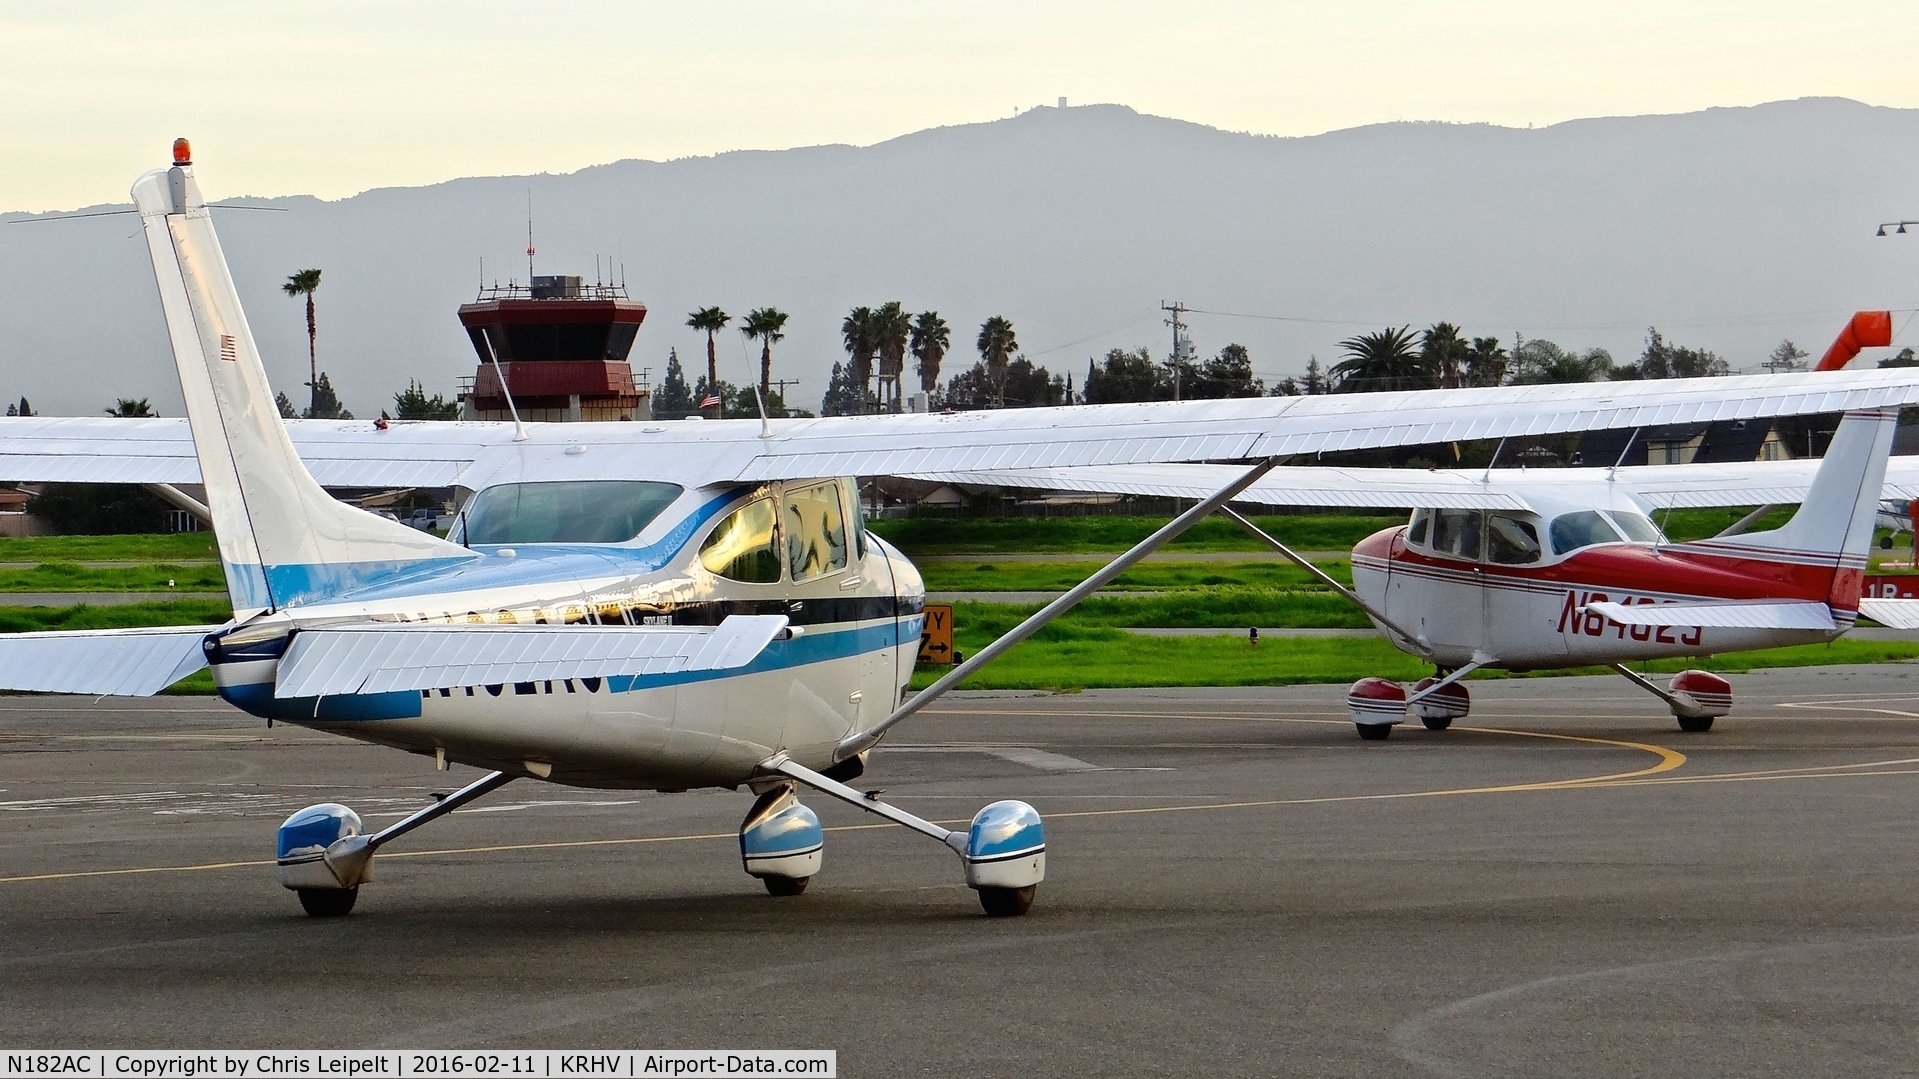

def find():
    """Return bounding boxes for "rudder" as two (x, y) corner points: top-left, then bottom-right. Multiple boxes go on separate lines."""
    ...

(131, 143), (473, 617)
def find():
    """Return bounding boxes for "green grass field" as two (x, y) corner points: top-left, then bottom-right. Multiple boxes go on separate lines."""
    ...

(908, 631), (1919, 691)
(0, 599), (231, 633)
(0, 561), (228, 592)
(919, 559), (1354, 592)
(869, 514), (1400, 555)
(869, 505), (1831, 556)
(0, 533), (219, 562)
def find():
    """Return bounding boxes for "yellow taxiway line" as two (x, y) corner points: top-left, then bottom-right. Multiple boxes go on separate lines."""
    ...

(0, 725), (1682, 886)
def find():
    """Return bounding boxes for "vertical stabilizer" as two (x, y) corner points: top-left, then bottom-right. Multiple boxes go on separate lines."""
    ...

(1681, 408), (1896, 607)
(130, 144), (473, 618)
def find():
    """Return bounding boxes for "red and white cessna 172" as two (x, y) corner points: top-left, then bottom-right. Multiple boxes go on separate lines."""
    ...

(926, 414), (1919, 739)
(3, 142), (1919, 918)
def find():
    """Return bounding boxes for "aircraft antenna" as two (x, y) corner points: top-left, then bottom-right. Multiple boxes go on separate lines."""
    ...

(478, 319), (531, 443)
(753, 386), (774, 438)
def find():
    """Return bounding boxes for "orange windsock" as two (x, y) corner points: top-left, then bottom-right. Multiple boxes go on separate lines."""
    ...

(1814, 310), (1894, 371)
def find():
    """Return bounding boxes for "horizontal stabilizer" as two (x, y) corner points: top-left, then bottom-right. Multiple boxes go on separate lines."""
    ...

(1859, 598), (1919, 629)
(1582, 600), (1835, 631)
(0, 625), (218, 696)
(273, 614), (790, 698)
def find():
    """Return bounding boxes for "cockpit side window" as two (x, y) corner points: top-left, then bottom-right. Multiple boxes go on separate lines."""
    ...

(1432, 509), (1482, 561)
(699, 498), (782, 583)
(840, 477), (868, 560)
(1604, 510), (1666, 544)
(784, 482), (849, 582)
(1406, 509), (1430, 546)
(1549, 510), (1625, 556)
(1486, 514), (1542, 565)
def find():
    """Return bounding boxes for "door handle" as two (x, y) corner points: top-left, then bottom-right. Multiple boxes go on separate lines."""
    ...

(839, 575), (862, 590)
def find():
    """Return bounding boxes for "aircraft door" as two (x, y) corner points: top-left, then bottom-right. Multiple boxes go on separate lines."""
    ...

(1421, 509), (1488, 663)
(1482, 512), (1550, 666)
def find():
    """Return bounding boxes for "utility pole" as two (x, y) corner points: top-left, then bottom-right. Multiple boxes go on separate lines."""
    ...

(1162, 300), (1190, 401)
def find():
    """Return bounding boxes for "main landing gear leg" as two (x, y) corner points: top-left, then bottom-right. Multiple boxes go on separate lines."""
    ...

(1611, 663), (1732, 732)
(275, 769), (516, 917)
(767, 756), (1046, 917)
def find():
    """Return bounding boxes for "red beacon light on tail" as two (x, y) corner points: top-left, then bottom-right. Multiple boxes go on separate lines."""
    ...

(172, 138), (191, 166)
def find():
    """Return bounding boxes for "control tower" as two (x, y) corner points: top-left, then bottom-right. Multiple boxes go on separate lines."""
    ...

(457, 275), (651, 422)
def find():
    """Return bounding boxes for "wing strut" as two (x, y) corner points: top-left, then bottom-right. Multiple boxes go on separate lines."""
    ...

(1610, 662), (1714, 719)
(315, 769), (516, 887)
(834, 455), (1282, 760)
(1218, 506), (1431, 659)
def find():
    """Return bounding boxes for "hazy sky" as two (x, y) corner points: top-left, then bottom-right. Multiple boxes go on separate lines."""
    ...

(7, 1), (1919, 211)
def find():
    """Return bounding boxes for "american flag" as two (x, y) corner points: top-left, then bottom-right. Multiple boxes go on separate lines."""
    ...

(699, 393), (721, 408)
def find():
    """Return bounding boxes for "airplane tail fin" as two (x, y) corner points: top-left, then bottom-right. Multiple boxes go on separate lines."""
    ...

(130, 143), (471, 618)
(1679, 408), (1896, 607)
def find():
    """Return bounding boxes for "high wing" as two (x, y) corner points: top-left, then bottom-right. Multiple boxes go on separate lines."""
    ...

(0, 416), (494, 488)
(4, 371), (1919, 491)
(908, 454), (1919, 512)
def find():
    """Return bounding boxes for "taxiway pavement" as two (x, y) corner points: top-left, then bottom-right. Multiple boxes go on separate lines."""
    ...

(5, 666), (1919, 1076)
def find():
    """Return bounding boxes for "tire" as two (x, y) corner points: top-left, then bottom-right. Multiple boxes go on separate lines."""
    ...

(762, 875), (810, 897)
(1420, 716), (1453, 731)
(978, 885), (1036, 917)
(1355, 723), (1393, 741)
(1677, 714), (1715, 733)
(297, 887), (358, 918)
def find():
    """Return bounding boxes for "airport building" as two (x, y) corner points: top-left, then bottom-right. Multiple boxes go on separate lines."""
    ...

(456, 275), (652, 422)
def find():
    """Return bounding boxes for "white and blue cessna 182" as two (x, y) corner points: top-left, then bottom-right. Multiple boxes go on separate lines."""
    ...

(4, 142), (1919, 919)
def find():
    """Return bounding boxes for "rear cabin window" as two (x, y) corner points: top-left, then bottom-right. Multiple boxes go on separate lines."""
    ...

(460, 481), (683, 544)
(1549, 510), (1624, 556)
(1485, 514), (1542, 565)
(700, 498), (782, 583)
(1431, 509), (1482, 561)
(784, 483), (849, 582)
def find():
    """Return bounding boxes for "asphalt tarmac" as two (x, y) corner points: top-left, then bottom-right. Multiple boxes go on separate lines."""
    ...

(7, 666), (1919, 1076)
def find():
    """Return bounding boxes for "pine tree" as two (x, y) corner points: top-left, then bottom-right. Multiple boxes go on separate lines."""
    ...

(303, 373), (352, 420)
(1303, 356), (1327, 394)
(392, 380), (460, 420)
(655, 348), (694, 415)
(275, 392), (299, 419)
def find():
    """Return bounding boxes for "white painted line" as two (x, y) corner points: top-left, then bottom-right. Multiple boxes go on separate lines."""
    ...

(878, 744), (1107, 771)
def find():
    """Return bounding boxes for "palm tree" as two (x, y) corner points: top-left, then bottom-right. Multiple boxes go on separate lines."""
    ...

(871, 302), (911, 412)
(686, 307), (731, 394)
(740, 307), (789, 398)
(106, 398), (154, 418)
(1421, 322), (1470, 389)
(910, 312), (951, 394)
(282, 268), (322, 416)
(841, 307), (876, 414)
(1329, 326), (1429, 392)
(976, 316), (1019, 407)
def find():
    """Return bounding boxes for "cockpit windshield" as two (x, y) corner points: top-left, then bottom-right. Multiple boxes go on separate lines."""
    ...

(1604, 510), (1666, 544)
(1548, 510), (1625, 555)
(458, 480), (684, 544)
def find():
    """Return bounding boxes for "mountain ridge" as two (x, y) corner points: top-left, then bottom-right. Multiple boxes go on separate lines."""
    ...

(4, 96), (1916, 418)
